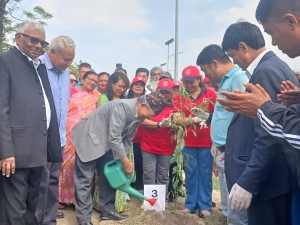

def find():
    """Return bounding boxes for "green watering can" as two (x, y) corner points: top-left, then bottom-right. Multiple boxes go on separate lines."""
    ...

(104, 160), (157, 206)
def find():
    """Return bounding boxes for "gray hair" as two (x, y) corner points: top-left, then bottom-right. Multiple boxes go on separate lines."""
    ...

(17, 21), (45, 33)
(137, 95), (151, 110)
(150, 66), (163, 76)
(49, 36), (76, 53)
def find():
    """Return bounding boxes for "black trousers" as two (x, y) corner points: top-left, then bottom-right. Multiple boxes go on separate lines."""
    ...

(248, 193), (292, 225)
(0, 167), (43, 225)
(132, 143), (144, 190)
(35, 163), (62, 225)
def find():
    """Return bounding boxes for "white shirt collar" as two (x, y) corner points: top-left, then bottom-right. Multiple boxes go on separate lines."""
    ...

(247, 49), (269, 76)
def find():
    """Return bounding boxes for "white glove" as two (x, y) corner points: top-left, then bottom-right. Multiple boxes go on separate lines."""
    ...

(191, 107), (209, 120)
(229, 183), (253, 211)
(193, 117), (208, 129)
(161, 117), (172, 127)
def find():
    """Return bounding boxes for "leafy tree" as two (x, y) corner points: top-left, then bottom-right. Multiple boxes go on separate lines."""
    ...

(0, 0), (52, 52)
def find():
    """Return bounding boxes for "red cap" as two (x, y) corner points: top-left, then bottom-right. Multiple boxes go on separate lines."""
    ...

(173, 81), (182, 87)
(131, 76), (146, 85)
(181, 65), (201, 81)
(157, 78), (174, 92)
(202, 77), (210, 83)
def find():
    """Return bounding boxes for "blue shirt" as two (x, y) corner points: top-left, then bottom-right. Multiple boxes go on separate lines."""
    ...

(39, 53), (70, 147)
(211, 66), (248, 147)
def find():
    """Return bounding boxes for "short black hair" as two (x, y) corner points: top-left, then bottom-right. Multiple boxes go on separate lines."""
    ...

(196, 44), (231, 65)
(256, 0), (300, 24)
(222, 21), (265, 51)
(79, 62), (91, 70)
(98, 72), (110, 78)
(83, 71), (98, 79)
(135, 68), (149, 77)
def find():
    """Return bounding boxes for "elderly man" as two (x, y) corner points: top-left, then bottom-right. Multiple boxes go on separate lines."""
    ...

(146, 66), (163, 93)
(72, 92), (167, 225)
(0, 21), (61, 225)
(36, 36), (76, 224)
(221, 21), (298, 225)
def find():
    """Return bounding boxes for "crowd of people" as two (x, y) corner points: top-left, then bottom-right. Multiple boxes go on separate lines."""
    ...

(1, 0), (300, 225)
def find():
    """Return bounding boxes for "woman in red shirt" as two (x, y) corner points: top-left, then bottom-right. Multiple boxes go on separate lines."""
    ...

(174, 66), (216, 217)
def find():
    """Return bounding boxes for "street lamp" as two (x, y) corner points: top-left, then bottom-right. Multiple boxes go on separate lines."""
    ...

(165, 38), (174, 72)
(160, 63), (166, 70)
(170, 51), (183, 57)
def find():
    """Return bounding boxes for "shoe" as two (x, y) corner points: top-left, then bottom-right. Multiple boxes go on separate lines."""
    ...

(57, 211), (64, 219)
(100, 211), (128, 221)
(79, 222), (93, 225)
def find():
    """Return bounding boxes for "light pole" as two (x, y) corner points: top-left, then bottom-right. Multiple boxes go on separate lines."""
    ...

(174, 0), (179, 80)
(165, 38), (174, 72)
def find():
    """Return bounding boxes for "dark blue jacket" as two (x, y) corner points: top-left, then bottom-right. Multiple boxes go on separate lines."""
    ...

(225, 51), (299, 201)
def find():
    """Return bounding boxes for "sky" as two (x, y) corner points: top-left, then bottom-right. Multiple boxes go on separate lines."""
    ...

(20, 0), (300, 80)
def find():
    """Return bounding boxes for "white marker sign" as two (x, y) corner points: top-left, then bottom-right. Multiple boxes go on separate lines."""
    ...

(143, 184), (166, 211)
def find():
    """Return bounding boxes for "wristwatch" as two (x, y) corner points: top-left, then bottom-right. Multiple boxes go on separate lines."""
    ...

(157, 122), (162, 128)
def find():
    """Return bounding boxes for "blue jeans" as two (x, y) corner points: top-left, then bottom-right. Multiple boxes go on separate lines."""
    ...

(183, 147), (213, 210)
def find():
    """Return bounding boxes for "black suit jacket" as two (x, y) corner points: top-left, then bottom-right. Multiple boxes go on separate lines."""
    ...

(0, 47), (61, 168)
(225, 51), (299, 201)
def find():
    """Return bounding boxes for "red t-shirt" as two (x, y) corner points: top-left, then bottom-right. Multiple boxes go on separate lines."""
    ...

(141, 106), (176, 155)
(174, 87), (216, 148)
(133, 125), (143, 143)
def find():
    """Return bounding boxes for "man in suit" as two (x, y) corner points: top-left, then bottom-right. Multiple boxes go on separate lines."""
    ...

(72, 92), (167, 225)
(36, 36), (75, 224)
(221, 21), (298, 225)
(0, 21), (61, 225)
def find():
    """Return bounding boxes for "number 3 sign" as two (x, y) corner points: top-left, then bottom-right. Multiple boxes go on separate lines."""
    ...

(143, 185), (166, 211)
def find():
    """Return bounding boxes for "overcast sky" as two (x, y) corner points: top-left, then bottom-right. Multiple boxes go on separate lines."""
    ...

(22, 0), (300, 80)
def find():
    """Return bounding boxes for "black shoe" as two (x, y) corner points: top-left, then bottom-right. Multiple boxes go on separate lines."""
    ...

(79, 222), (93, 225)
(100, 211), (128, 221)
(57, 211), (64, 219)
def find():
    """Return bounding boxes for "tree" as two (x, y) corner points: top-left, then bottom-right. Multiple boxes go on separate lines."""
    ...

(0, 0), (52, 52)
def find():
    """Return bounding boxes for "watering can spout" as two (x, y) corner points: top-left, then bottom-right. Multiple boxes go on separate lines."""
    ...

(117, 184), (146, 201)
(104, 160), (157, 206)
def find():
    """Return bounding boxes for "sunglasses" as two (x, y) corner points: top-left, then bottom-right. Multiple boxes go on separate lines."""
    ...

(19, 33), (49, 48)
(70, 79), (78, 84)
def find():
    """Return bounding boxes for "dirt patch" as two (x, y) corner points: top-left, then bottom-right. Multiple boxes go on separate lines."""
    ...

(58, 188), (226, 225)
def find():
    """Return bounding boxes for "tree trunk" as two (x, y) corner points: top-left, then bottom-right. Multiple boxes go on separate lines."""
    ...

(0, 0), (8, 52)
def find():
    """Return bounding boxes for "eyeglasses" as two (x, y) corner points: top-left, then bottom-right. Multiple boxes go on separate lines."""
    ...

(86, 77), (98, 84)
(159, 90), (173, 95)
(115, 83), (127, 90)
(70, 79), (78, 84)
(19, 33), (49, 48)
